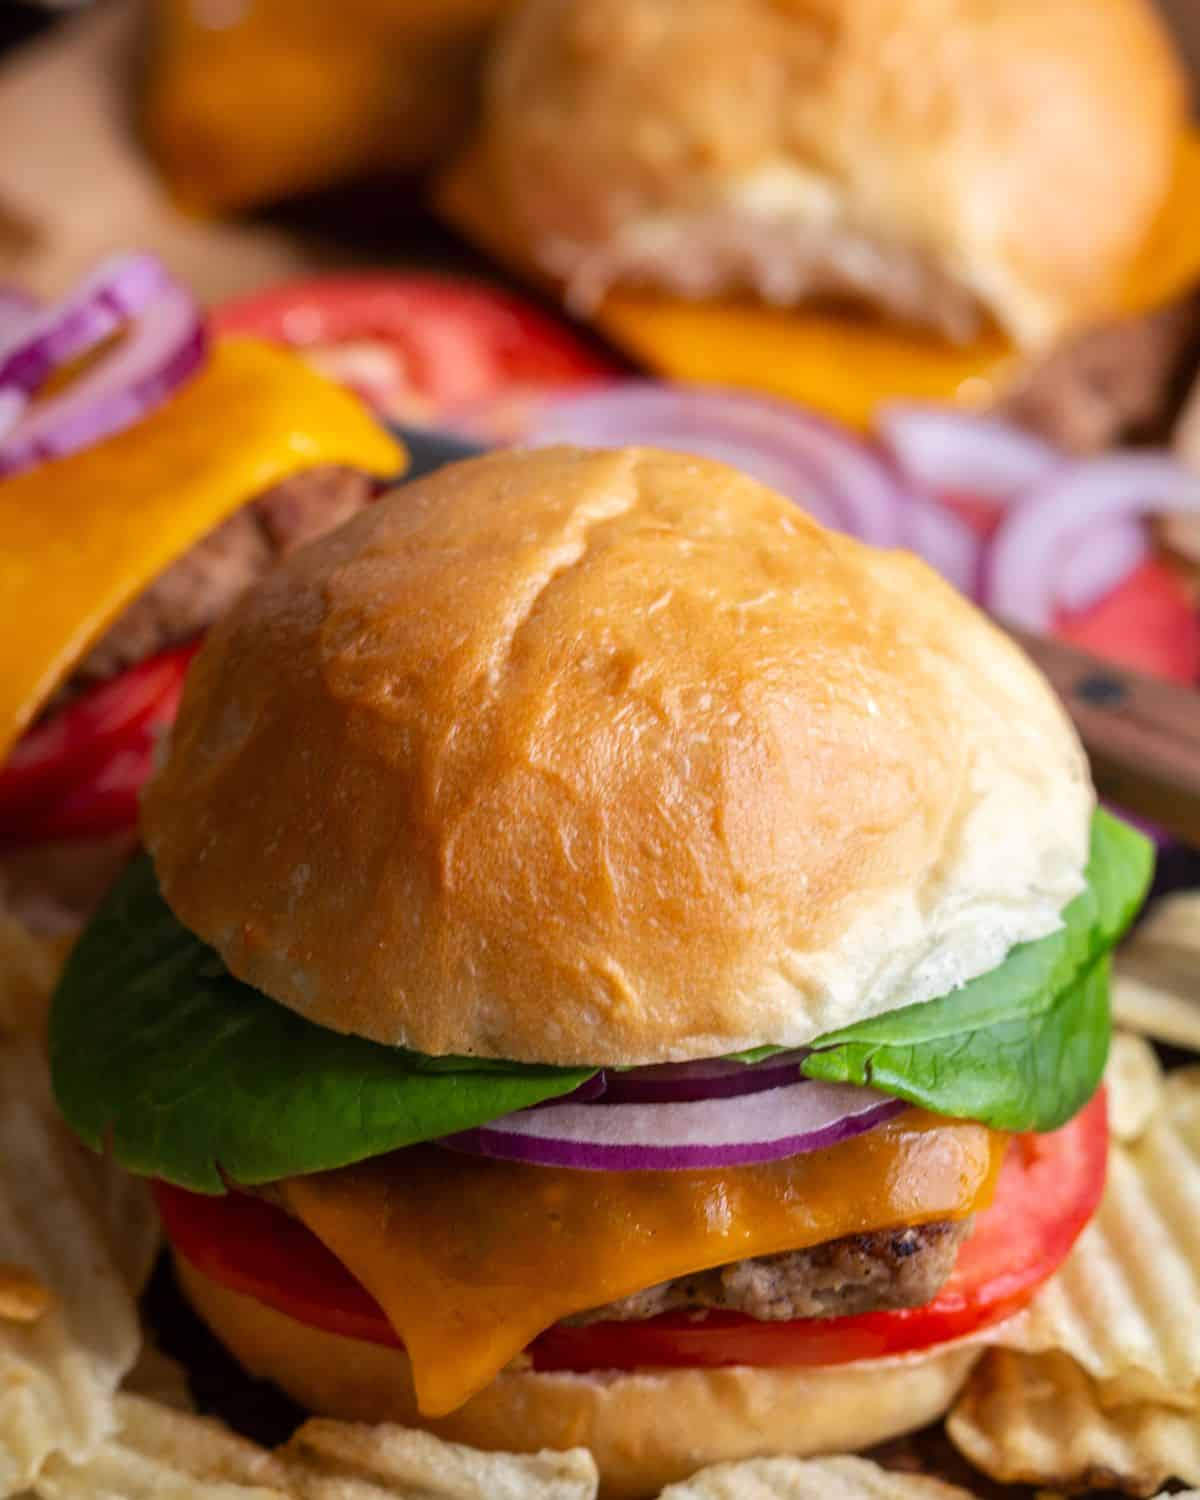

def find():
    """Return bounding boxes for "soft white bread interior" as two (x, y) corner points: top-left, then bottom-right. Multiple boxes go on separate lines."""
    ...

(143, 446), (1091, 1063)
(177, 1254), (983, 1500)
(478, 0), (1186, 345)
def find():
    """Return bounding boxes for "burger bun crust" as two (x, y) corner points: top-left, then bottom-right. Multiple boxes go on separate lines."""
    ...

(143, 446), (1091, 1064)
(479, 0), (1186, 345)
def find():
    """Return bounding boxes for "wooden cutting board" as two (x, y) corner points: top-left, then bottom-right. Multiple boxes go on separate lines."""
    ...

(0, 0), (348, 302)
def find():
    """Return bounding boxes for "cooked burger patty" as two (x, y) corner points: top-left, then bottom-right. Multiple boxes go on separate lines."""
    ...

(1, 467), (376, 933)
(68, 466), (375, 691)
(568, 1218), (972, 1324)
(998, 292), (1200, 453)
(251, 1179), (970, 1325)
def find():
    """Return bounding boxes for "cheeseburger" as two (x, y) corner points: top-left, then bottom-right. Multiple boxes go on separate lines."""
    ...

(0, 255), (402, 932)
(444, 0), (1200, 447)
(50, 446), (1151, 1497)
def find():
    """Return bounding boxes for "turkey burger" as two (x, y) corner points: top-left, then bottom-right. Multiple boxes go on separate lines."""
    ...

(50, 445), (1152, 1497)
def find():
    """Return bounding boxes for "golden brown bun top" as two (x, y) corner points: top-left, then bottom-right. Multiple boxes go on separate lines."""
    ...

(143, 446), (1091, 1063)
(479, 0), (1186, 345)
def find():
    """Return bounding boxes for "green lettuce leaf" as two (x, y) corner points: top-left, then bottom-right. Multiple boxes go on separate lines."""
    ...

(50, 810), (1151, 1192)
(50, 856), (595, 1193)
(800, 808), (1153, 1129)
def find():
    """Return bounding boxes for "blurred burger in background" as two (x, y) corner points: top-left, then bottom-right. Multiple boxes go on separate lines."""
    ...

(142, 0), (514, 215)
(0, 254), (403, 932)
(444, 0), (1200, 449)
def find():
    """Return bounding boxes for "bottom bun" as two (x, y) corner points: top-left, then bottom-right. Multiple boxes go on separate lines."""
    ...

(176, 1254), (983, 1499)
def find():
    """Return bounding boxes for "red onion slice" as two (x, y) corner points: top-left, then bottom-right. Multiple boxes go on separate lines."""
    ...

(602, 1049), (810, 1104)
(0, 287), (38, 337)
(879, 403), (1060, 504)
(0, 281), (208, 478)
(523, 382), (907, 543)
(0, 390), (24, 443)
(984, 455), (1200, 630)
(905, 498), (981, 596)
(1056, 519), (1151, 616)
(0, 253), (172, 395)
(440, 1079), (905, 1170)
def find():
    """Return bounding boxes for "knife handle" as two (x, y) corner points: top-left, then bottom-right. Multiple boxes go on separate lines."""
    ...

(1009, 626), (1200, 846)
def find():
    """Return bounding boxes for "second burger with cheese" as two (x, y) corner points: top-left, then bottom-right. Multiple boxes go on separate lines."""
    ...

(444, 0), (1200, 447)
(0, 254), (403, 930)
(50, 446), (1151, 1497)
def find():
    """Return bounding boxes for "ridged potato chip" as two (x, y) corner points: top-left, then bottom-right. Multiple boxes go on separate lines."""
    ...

(947, 1349), (1200, 1496)
(1113, 971), (1200, 1053)
(1113, 891), (1200, 1051)
(1004, 1067), (1200, 1409)
(95, 1157), (162, 1300)
(1130, 890), (1200, 955)
(0, 914), (61, 1043)
(0, 1265), (50, 1325)
(280, 1418), (599, 1499)
(32, 1395), (290, 1499)
(0, 1041), (157, 1498)
(1165, 1065), (1200, 1125)
(120, 1342), (195, 1415)
(1106, 1033), (1165, 1143)
(35, 1396), (600, 1499)
(655, 1454), (981, 1498)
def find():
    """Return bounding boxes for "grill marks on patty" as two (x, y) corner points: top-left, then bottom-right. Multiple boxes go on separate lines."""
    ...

(567, 1218), (972, 1324)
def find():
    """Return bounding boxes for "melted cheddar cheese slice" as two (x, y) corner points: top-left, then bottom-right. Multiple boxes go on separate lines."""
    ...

(595, 296), (1015, 431)
(0, 336), (403, 762)
(284, 1111), (1008, 1416)
(439, 130), (1200, 431)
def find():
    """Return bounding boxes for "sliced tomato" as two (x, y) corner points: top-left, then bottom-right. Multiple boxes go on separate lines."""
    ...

(215, 274), (621, 433)
(940, 491), (1001, 538)
(943, 490), (1198, 686)
(1057, 558), (1200, 685)
(154, 1091), (1107, 1374)
(534, 1089), (1107, 1372)
(0, 641), (199, 847)
(155, 1180), (401, 1349)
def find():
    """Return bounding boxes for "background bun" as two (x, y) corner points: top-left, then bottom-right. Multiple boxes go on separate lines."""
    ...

(178, 1255), (982, 1500)
(144, 445), (1091, 1063)
(479, 0), (1185, 344)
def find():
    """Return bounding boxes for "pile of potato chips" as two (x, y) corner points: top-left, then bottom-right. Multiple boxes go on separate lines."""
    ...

(1113, 890), (1200, 1053)
(2, 899), (1199, 1500)
(950, 1033), (1200, 1495)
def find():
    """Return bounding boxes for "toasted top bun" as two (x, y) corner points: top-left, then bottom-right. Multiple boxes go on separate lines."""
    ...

(478, 0), (1186, 346)
(143, 446), (1091, 1063)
